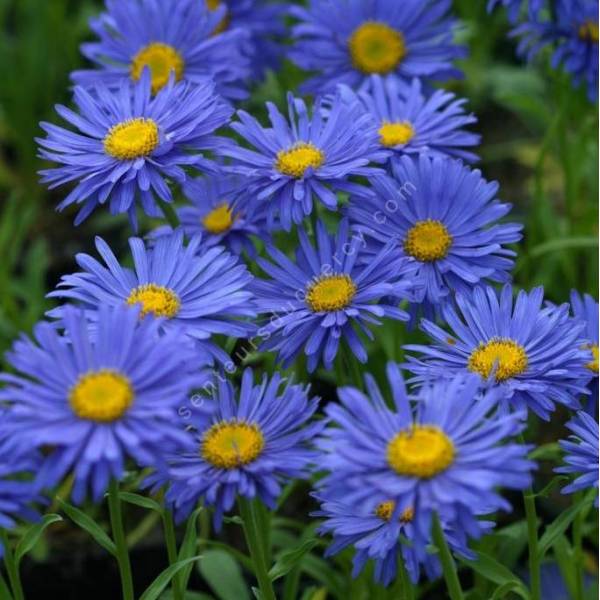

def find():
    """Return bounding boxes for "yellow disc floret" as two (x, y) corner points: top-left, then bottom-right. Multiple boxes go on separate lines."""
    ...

(378, 121), (415, 147)
(104, 118), (159, 160)
(206, 0), (230, 34)
(201, 420), (265, 469)
(69, 370), (134, 422)
(348, 21), (406, 74)
(131, 42), (185, 94)
(579, 21), (599, 43)
(468, 338), (529, 382)
(276, 143), (325, 178)
(387, 425), (454, 478)
(374, 500), (414, 523)
(586, 343), (599, 373)
(403, 220), (453, 262)
(202, 203), (235, 234)
(126, 284), (181, 319)
(306, 275), (357, 312)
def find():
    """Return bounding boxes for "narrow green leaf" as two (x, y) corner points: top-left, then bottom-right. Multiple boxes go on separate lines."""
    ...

(15, 513), (62, 563)
(268, 539), (318, 582)
(491, 581), (530, 600)
(58, 499), (116, 556)
(198, 549), (250, 600)
(460, 551), (529, 596)
(139, 556), (202, 600)
(119, 491), (162, 512)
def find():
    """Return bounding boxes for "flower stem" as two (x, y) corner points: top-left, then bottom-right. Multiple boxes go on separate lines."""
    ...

(431, 513), (463, 600)
(162, 509), (184, 600)
(0, 530), (24, 600)
(397, 552), (415, 600)
(573, 493), (584, 600)
(523, 487), (541, 600)
(107, 480), (135, 600)
(158, 199), (180, 229)
(239, 498), (276, 600)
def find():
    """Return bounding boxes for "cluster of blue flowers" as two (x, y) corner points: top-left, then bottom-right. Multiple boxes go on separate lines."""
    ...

(0, 0), (597, 592)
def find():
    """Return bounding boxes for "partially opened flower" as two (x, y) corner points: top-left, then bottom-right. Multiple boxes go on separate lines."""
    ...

(487, 0), (544, 23)
(318, 364), (534, 570)
(348, 156), (521, 318)
(406, 285), (592, 419)
(152, 369), (321, 527)
(0, 305), (201, 503)
(351, 76), (480, 163)
(555, 411), (599, 506)
(49, 230), (255, 365)
(289, 0), (465, 95)
(224, 91), (387, 230)
(251, 219), (413, 371)
(72, 0), (251, 100)
(37, 74), (232, 228)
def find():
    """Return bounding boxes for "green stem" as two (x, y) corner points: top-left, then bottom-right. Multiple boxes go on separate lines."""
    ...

(107, 480), (135, 600)
(0, 530), (23, 600)
(158, 199), (180, 229)
(431, 513), (463, 600)
(573, 494), (584, 600)
(239, 498), (276, 600)
(162, 509), (184, 600)
(523, 488), (541, 600)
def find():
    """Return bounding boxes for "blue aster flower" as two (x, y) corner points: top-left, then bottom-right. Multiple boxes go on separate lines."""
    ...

(317, 364), (534, 580)
(288, 0), (466, 95)
(224, 91), (387, 231)
(555, 411), (599, 506)
(514, 0), (599, 101)
(487, 0), (544, 23)
(348, 156), (521, 317)
(204, 0), (287, 80)
(72, 0), (251, 100)
(0, 305), (201, 503)
(149, 368), (322, 527)
(347, 76), (480, 163)
(48, 230), (255, 366)
(149, 171), (269, 257)
(251, 219), (413, 372)
(37, 73), (232, 229)
(405, 285), (593, 420)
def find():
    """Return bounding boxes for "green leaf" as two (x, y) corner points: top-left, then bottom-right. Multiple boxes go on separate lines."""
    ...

(528, 443), (562, 461)
(268, 539), (318, 582)
(491, 581), (530, 600)
(198, 549), (250, 600)
(178, 506), (204, 591)
(58, 499), (116, 556)
(460, 551), (529, 598)
(538, 490), (596, 558)
(119, 492), (162, 512)
(15, 513), (62, 564)
(139, 556), (203, 600)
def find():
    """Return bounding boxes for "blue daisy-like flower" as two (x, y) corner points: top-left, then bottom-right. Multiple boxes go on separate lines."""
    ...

(251, 219), (413, 372)
(37, 73), (232, 229)
(150, 172), (269, 257)
(224, 91), (387, 230)
(348, 156), (522, 315)
(487, 0), (544, 23)
(317, 364), (534, 579)
(405, 285), (593, 419)
(0, 305), (200, 503)
(150, 368), (322, 527)
(348, 76), (480, 163)
(514, 0), (599, 101)
(48, 230), (255, 366)
(288, 0), (466, 95)
(72, 0), (251, 100)
(205, 0), (287, 80)
(555, 411), (599, 505)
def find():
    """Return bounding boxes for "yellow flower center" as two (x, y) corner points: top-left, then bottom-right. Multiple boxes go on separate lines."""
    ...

(348, 21), (406, 74)
(202, 203), (235, 234)
(306, 275), (357, 312)
(126, 284), (180, 319)
(404, 220), (453, 262)
(275, 143), (325, 178)
(374, 501), (414, 523)
(69, 370), (134, 422)
(379, 121), (415, 147)
(586, 343), (599, 373)
(468, 338), (529, 382)
(201, 420), (265, 469)
(131, 42), (185, 94)
(104, 118), (160, 161)
(387, 425), (454, 478)
(579, 21), (599, 43)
